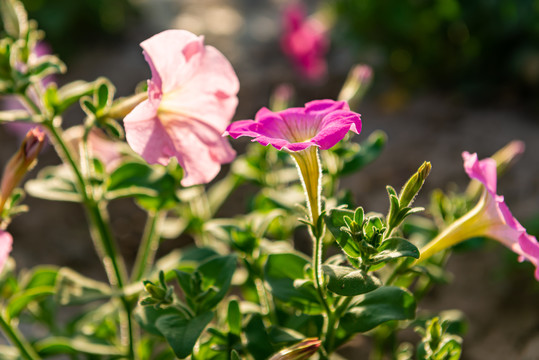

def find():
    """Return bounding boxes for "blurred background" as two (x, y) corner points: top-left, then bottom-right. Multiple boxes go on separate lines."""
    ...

(1, 0), (539, 358)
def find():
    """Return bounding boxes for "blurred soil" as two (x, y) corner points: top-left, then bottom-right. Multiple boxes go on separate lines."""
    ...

(1, 0), (539, 359)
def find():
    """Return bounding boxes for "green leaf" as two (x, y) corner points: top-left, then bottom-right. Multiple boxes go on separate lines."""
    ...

(245, 314), (276, 360)
(96, 80), (113, 111)
(175, 270), (194, 298)
(369, 237), (420, 264)
(20, 266), (58, 289)
(25, 165), (81, 202)
(7, 286), (55, 319)
(340, 286), (416, 334)
(34, 336), (124, 357)
(227, 299), (242, 336)
(107, 162), (178, 210)
(264, 253), (323, 314)
(197, 255), (237, 312)
(325, 208), (361, 258)
(28, 55), (66, 79)
(56, 80), (98, 113)
(134, 305), (185, 337)
(322, 265), (381, 296)
(0, 109), (37, 122)
(231, 349), (241, 360)
(155, 311), (214, 359)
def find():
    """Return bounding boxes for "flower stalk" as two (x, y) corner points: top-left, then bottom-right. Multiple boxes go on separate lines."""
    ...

(0, 314), (41, 360)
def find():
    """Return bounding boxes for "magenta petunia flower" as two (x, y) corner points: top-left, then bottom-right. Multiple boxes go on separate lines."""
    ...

(224, 99), (361, 152)
(280, 3), (329, 81)
(0, 230), (12, 273)
(123, 30), (239, 187)
(419, 152), (539, 280)
(225, 99), (360, 226)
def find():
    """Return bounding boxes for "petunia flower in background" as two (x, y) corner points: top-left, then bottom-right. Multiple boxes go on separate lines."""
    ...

(64, 126), (127, 173)
(418, 152), (539, 280)
(280, 2), (329, 81)
(123, 30), (239, 187)
(2, 41), (54, 139)
(225, 99), (361, 224)
(0, 230), (12, 273)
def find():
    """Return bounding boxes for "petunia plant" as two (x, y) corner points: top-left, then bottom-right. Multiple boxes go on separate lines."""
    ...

(0, 1), (537, 360)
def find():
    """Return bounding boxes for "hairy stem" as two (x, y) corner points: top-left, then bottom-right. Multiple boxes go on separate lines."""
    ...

(132, 209), (165, 282)
(0, 314), (41, 360)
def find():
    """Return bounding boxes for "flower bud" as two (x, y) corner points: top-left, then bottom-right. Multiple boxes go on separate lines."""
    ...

(338, 64), (373, 106)
(269, 338), (321, 360)
(399, 161), (431, 208)
(143, 280), (167, 300)
(0, 127), (45, 212)
(108, 92), (148, 119)
(270, 84), (295, 112)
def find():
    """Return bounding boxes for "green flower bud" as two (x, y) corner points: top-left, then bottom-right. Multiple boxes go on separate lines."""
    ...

(399, 161), (431, 208)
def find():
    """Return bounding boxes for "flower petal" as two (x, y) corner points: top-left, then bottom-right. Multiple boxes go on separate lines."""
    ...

(141, 30), (201, 93)
(311, 110), (361, 150)
(225, 100), (361, 152)
(0, 230), (13, 273)
(124, 100), (175, 166)
(166, 121), (236, 186)
(518, 234), (539, 280)
(462, 151), (497, 195)
(158, 44), (239, 133)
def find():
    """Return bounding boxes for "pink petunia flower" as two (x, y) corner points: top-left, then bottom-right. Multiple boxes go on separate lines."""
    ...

(281, 3), (329, 81)
(123, 30), (239, 187)
(0, 230), (13, 273)
(418, 152), (539, 280)
(225, 99), (360, 225)
(224, 99), (361, 152)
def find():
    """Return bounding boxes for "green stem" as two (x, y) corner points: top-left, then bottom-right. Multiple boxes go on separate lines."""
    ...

(43, 118), (134, 359)
(131, 210), (165, 282)
(0, 314), (41, 360)
(290, 147), (333, 357)
(24, 88), (135, 358)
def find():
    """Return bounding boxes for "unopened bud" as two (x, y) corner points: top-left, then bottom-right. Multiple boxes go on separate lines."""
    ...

(399, 161), (431, 208)
(338, 64), (373, 106)
(270, 83), (295, 112)
(0, 127), (45, 212)
(143, 280), (167, 300)
(108, 92), (148, 119)
(269, 338), (321, 360)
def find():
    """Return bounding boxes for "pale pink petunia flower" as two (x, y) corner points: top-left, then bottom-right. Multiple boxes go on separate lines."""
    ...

(224, 99), (361, 152)
(280, 3), (329, 81)
(419, 152), (539, 280)
(123, 30), (239, 187)
(0, 230), (13, 273)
